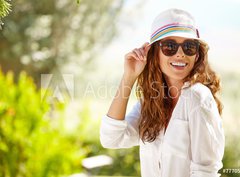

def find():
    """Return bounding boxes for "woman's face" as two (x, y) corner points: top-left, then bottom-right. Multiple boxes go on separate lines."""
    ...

(158, 36), (198, 84)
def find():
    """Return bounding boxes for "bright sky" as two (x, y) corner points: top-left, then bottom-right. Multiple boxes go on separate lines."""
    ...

(99, 0), (240, 74)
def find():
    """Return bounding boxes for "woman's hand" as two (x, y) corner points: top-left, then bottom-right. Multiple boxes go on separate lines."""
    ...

(124, 42), (151, 80)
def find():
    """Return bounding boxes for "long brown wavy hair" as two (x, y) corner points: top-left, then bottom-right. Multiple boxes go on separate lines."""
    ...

(136, 40), (223, 142)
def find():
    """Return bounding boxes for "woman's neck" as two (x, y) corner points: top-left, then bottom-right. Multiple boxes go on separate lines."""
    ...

(165, 78), (184, 105)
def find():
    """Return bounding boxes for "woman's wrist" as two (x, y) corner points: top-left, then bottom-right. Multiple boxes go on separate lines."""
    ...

(122, 73), (137, 86)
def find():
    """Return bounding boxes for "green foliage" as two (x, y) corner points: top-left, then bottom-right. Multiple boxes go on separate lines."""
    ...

(0, 0), (11, 18)
(220, 138), (240, 177)
(0, 69), (141, 176)
(221, 73), (240, 116)
(220, 72), (240, 177)
(97, 147), (140, 176)
(0, 0), (123, 83)
(0, 70), (86, 177)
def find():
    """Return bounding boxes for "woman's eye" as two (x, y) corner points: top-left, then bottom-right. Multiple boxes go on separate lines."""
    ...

(184, 42), (195, 50)
(166, 43), (176, 50)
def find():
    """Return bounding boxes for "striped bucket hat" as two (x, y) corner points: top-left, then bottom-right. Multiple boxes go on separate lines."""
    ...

(149, 8), (207, 46)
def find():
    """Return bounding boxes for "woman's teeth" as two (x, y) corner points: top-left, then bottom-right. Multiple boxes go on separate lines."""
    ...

(170, 62), (187, 67)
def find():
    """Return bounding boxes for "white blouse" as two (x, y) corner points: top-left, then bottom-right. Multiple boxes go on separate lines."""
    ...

(100, 83), (225, 177)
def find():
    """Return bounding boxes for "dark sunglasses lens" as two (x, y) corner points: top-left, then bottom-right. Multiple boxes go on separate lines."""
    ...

(161, 40), (199, 56)
(182, 41), (198, 56)
(161, 41), (178, 56)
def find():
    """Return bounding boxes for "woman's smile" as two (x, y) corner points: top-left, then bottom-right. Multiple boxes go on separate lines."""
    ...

(169, 61), (189, 70)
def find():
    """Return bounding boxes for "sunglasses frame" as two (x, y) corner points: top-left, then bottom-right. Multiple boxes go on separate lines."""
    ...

(159, 39), (200, 56)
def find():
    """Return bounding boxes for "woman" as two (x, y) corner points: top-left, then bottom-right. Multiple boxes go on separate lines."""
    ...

(100, 8), (225, 177)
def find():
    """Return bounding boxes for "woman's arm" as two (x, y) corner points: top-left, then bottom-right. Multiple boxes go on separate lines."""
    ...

(189, 95), (225, 177)
(107, 74), (136, 120)
(107, 42), (150, 120)
(100, 101), (141, 148)
(100, 42), (151, 149)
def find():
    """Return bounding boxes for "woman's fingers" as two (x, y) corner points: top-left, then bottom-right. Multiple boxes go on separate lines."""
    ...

(141, 42), (149, 48)
(140, 42), (151, 58)
(125, 52), (138, 60)
(143, 42), (151, 56)
(139, 48), (145, 60)
(125, 42), (151, 61)
(133, 48), (143, 60)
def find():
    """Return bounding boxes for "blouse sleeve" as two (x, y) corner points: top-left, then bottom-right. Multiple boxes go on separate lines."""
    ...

(100, 101), (141, 149)
(189, 96), (225, 177)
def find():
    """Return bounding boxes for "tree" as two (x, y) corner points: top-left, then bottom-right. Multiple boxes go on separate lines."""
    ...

(0, 69), (86, 177)
(0, 0), (123, 85)
(0, 0), (11, 18)
(0, 0), (11, 29)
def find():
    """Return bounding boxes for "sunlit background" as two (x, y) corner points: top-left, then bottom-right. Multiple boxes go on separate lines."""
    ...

(0, 0), (239, 176)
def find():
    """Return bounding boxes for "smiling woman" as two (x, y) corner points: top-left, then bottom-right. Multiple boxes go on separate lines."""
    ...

(100, 8), (225, 177)
(158, 37), (199, 84)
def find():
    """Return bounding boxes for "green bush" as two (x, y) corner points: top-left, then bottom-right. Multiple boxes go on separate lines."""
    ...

(0, 70), (85, 177)
(221, 138), (240, 177)
(0, 70), (140, 177)
(220, 72), (240, 177)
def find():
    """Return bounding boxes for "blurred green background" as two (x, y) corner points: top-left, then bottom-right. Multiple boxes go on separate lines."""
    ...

(0, 0), (239, 177)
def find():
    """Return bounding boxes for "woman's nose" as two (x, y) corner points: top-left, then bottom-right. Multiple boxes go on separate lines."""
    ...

(175, 46), (185, 58)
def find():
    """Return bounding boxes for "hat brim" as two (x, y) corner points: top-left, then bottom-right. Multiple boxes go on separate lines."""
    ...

(148, 32), (208, 48)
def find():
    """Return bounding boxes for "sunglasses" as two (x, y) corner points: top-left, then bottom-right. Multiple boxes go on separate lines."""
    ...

(159, 39), (200, 56)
